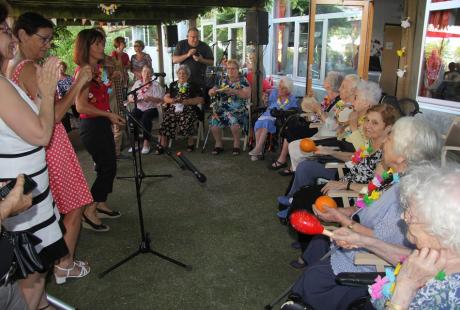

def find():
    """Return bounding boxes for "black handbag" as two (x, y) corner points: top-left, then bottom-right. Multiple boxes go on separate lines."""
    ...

(2, 229), (43, 279)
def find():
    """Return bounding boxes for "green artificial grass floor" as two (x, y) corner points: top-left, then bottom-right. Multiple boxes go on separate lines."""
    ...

(47, 131), (301, 310)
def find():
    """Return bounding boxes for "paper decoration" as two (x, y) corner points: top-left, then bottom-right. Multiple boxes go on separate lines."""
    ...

(98, 4), (118, 16)
(82, 18), (87, 25)
(401, 17), (411, 29)
(51, 18), (57, 25)
(396, 47), (406, 57)
(397, 66), (408, 78)
(122, 20), (126, 26)
(90, 20), (95, 26)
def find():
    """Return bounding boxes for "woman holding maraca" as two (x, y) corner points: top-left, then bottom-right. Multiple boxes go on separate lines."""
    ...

(208, 59), (251, 155)
(284, 117), (441, 310)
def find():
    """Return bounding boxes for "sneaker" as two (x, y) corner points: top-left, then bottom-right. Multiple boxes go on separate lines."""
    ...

(127, 146), (139, 153)
(141, 146), (151, 154)
(277, 195), (292, 206)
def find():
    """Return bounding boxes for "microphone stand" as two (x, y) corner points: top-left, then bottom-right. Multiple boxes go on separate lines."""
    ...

(117, 76), (173, 184)
(99, 105), (190, 279)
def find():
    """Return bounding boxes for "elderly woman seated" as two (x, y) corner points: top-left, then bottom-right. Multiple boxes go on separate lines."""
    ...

(288, 75), (366, 172)
(157, 65), (204, 154)
(281, 103), (400, 268)
(209, 59), (251, 155)
(284, 117), (442, 310)
(278, 80), (382, 208)
(127, 65), (164, 154)
(248, 76), (298, 162)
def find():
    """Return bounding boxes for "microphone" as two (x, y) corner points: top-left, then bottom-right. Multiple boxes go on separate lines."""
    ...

(153, 72), (166, 77)
(176, 152), (207, 183)
(220, 39), (234, 43)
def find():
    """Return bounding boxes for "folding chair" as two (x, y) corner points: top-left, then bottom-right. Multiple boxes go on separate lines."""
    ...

(201, 99), (252, 152)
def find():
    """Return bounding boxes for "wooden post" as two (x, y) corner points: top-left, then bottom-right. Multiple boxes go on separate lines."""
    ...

(156, 22), (165, 87)
(397, 0), (420, 99)
(306, 0), (317, 96)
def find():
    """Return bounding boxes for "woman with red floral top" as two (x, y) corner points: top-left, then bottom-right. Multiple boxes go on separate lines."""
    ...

(74, 29), (125, 232)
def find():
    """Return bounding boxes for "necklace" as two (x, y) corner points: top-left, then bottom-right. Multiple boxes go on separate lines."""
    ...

(277, 97), (289, 109)
(370, 260), (446, 301)
(355, 168), (399, 209)
(351, 141), (374, 164)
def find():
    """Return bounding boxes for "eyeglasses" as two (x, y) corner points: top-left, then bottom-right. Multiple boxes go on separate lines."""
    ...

(34, 32), (53, 45)
(134, 45), (141, 47)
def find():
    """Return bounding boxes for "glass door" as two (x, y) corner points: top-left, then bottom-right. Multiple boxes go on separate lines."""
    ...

(306, 0), (373, 94)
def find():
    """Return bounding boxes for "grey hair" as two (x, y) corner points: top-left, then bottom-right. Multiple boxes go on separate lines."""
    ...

(344, 74), (360, 91)
(176, 64), (191, 77)
(356, 80), (382, 106)
(400, 163), (460, 253)
(279, 76), (294, 94)
(391, 117), (442, 165)
(325, 71), (344, 93)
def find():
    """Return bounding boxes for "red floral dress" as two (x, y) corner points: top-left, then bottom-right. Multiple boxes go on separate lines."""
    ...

(12, 60), (93, 214)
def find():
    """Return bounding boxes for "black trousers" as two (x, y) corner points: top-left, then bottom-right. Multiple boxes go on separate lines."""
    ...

(131, 108), (158, 141)
(79, 117), (116, 202)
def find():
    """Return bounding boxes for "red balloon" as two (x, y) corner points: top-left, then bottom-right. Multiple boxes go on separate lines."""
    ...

(290, 211), (325, 235)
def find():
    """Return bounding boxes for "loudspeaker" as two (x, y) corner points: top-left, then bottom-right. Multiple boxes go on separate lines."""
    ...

(246, 10), (268, 45)
(165, 25), (178, 47)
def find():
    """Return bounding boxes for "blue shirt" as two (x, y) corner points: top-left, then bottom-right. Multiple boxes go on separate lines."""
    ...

(331, 184), (410, 274)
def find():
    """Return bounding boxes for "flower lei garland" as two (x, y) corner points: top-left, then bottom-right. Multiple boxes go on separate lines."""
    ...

(277, 97), (290, 109)
(355, 168), (400, 209)
(176, 82), (189, 101)
(351, 142), (374, 164)
(370, 259), (447, 301)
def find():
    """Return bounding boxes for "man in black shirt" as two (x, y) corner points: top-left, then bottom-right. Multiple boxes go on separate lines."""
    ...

(173, 27), (214, 89)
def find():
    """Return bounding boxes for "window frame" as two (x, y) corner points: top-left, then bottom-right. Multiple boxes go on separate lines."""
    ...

(416, 0), (460, 115)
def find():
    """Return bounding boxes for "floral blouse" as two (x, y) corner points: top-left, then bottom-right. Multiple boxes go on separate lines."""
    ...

(372, 273), (460, 309)
(342, 149), (382, 184)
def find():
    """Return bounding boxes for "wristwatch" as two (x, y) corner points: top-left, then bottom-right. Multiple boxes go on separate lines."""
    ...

(347, 222), (355, 230)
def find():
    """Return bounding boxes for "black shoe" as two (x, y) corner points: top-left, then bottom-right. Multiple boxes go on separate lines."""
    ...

(96, 208), (122, 219)
(82, 213), (110, 232)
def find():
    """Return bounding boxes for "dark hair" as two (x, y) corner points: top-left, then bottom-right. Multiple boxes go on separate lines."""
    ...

(60, 61), (67, 73)
(0, 3), (7, 24)
(0, 3), (8, 67)
(74, 28), (105, 66)
(113, 36), (125, 48)
(188, 27), (199, 34)
(13, 12), (54, 38)
(367, 103), (401, 127)
(134, 40), (145, 50)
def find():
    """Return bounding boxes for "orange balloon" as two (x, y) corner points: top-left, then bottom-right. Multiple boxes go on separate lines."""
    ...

(299, 138), (317, 153)
(315, 196), (338, 213)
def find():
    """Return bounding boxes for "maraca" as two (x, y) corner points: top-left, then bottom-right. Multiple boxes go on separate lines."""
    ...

(290, 210), (333, 237)
(299, 138), (317, 153)
(315, 196), (338, 213)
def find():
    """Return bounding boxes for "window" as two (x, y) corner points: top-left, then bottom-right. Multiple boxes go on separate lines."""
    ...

(273, 22), (295, 76)
(417, 1), (460, 111)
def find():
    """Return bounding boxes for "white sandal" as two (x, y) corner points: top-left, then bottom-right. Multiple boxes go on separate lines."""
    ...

(54, 261), (90, 284)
